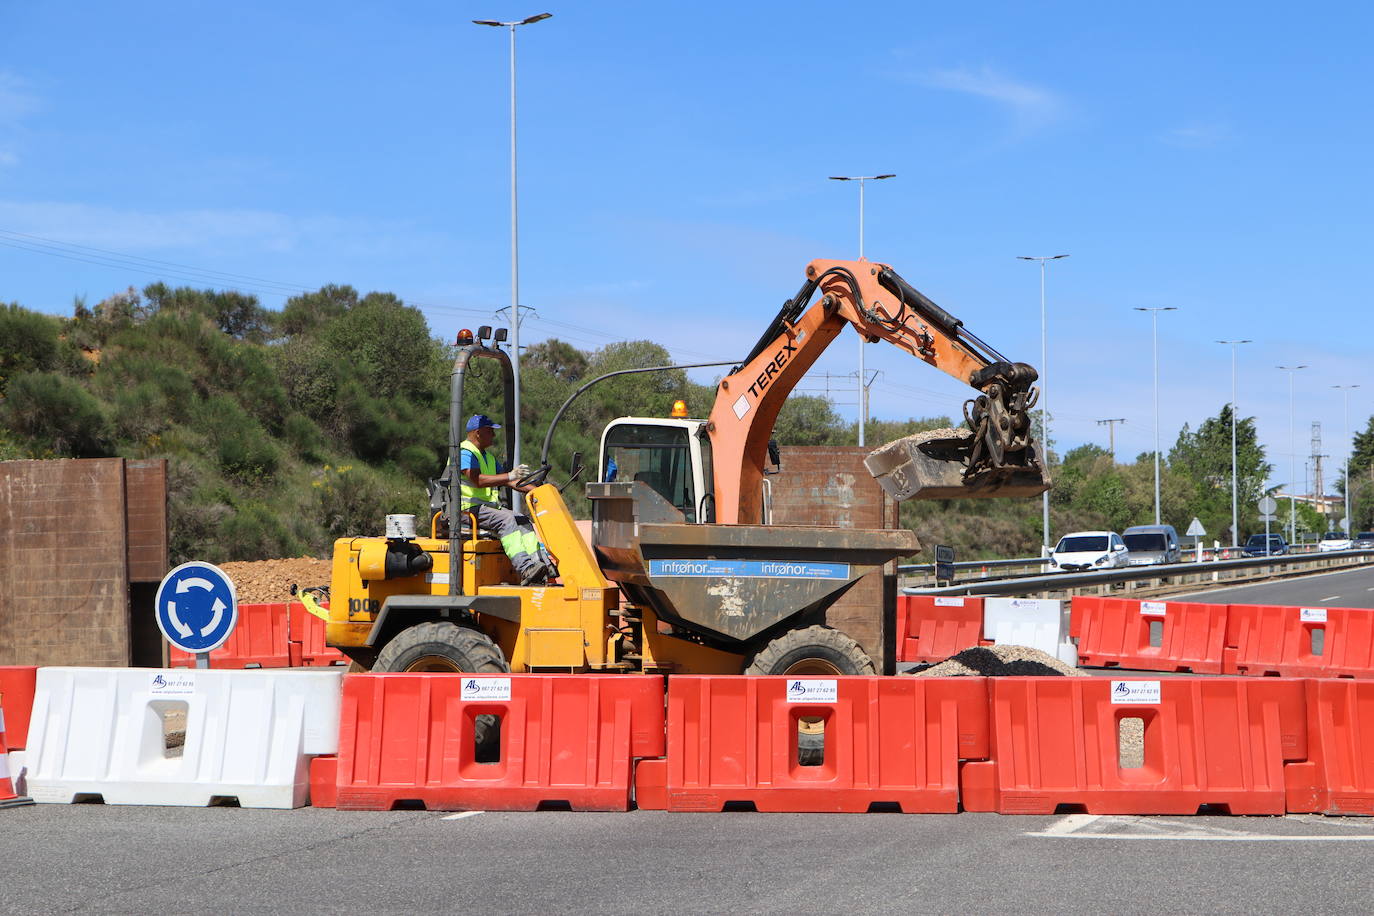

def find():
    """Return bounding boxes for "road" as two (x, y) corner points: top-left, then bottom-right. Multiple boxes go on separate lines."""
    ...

(1175, 563), (1374, 609)
(6, 568), (1373, 916)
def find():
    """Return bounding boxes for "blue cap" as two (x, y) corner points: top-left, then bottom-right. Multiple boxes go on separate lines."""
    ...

(466, 414), (501, 432)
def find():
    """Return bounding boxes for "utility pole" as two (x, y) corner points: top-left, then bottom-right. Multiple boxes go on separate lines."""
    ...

(1096, 418), (1126, 460)
(1018, 254), (1070, 553)
(829, 173), (895, 447)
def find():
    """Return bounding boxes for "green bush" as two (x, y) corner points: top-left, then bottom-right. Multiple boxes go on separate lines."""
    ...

(2, 371), (111, 456)
(219, 501), (303, 560)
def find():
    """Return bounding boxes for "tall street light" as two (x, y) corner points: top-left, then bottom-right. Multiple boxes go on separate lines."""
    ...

(1135, 307), (1177, 525)
(1334, 384), (1361, 534)
(1018, 254), (1070, 553)
(830, 174), (895, 447)
(1217, 339), (1252, 547)
(473, 12), (552, 471)
(1277, 365), (1308, 543)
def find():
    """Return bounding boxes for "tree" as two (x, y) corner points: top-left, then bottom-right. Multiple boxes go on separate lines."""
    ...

(525, 339), (588, 384)
(1170, 404), (1271, 542)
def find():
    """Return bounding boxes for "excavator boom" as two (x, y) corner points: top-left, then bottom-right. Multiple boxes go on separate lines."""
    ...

(707, 259), (1049, 524)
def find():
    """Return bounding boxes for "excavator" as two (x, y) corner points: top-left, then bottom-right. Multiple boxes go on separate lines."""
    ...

(318, 258), (1048, 682)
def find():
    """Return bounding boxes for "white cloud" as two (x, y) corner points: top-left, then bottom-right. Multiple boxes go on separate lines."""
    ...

(1161, 122), (1233, 149)
(922, 65), (1064, 131)
(0, 71), (40, 122)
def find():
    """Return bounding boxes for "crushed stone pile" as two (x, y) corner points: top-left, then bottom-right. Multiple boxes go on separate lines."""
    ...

(906, 644), (1087, 678)
(218, 557), (331, 604)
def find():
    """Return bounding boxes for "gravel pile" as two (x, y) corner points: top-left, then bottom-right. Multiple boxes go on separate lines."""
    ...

(219, 557), (332, 604)
(906, 644), (1087, 678)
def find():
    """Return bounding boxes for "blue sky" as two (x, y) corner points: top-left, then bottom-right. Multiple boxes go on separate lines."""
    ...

(2, 1), (1371, 495)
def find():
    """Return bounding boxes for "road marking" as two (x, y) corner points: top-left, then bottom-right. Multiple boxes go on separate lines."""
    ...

(441, 811), (484, 820)
(1320, 595), (1342, 602)
(1037, 813), (1101, 835)
(1027, 813), (1374, 842)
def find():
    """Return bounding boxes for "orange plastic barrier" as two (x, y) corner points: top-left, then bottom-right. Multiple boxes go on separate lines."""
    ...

(1285, 679), (1374, 815)
(335, 673), (666, 811)
(895, 596), (988, 663)
(310, 755), (339, 808)
(960, 677), (1307, 815)
(1225, 604), (1374, 678)
(1072, 597), (1228, 674)
(168, 602), (291, 669)
(0, 692), (33, 808)
(0, 666), (37, 750)
(288, 600), (349, 667)
(635, 676), (989, 813)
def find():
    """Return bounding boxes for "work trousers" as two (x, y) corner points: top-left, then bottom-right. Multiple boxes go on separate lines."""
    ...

(470, 504), (542, 577)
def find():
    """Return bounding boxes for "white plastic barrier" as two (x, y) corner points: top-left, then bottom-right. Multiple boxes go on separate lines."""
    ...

(982, 597), (1077, 664)
(26, 667), (343, 809)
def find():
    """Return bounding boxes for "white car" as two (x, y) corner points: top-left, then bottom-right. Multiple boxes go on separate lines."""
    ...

(1318, 531), (1352, 552)
(1050, 530), (1130, 572)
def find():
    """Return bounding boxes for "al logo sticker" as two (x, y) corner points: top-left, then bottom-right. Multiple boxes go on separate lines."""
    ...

(786, 679), (837, 703)
(1111, 680), (1161, 705)
(460, 677), (511, 701)
(150, 672), (196, 696)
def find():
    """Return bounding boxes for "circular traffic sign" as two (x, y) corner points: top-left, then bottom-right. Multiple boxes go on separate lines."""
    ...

(155, 561), (239, 654)
(1258, 496), (1278, 515)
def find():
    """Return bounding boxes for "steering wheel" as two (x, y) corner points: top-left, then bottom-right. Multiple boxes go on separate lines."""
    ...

(513, 464), (551, 488)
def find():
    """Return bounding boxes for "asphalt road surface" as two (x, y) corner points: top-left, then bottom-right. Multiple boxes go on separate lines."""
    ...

(7, 567), (1374, 916)
(1175, 562), (1374, 609)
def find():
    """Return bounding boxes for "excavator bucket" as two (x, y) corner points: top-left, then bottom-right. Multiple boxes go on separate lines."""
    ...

(865, 427), (1051, 501)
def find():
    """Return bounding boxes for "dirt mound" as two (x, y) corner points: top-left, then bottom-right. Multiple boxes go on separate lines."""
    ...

(906, 644), (1086, 678)
(219, 557), (331, 604)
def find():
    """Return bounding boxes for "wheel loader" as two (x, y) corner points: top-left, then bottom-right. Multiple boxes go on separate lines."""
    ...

(319, 258), (1049, 679)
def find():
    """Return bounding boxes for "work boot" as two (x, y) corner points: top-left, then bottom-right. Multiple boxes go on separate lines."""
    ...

(520, 563), (549, 586)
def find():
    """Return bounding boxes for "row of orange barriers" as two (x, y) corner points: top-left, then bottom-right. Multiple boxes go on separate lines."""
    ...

(1071, 596), (1374, 678)
(308, 672), (1374, 816)
(167, 601), (348, 669)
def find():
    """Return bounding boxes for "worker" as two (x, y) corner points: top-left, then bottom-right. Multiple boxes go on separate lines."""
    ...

(457, 414), (549, 585)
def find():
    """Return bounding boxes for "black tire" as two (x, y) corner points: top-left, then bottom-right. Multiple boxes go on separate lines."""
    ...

(744, 625), (876, 676)
(375, 622), (509, 758)
(745, 626), (874, 766)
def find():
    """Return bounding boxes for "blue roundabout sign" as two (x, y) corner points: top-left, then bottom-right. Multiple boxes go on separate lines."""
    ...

(155, 561), (239, 654)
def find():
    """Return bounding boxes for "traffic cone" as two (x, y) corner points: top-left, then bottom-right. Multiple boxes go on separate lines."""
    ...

(0, 693), (35, 808)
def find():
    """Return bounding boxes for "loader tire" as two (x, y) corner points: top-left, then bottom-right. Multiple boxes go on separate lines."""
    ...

(745, 626), (875, 766)
(744, 625), (876, 677)
(375, 622), (509, 758)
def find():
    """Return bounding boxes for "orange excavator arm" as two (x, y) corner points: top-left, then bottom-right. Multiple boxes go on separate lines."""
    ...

(706, 258), (1046, 525)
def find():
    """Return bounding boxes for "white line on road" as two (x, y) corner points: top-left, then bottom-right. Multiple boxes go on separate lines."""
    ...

(1320, 595), (1342, 602)
(1027, 813), (1374, 842)
(1028, 832), (1374, 842)
(441, 811), (484, 820)
(1037, 813), (1101, 835)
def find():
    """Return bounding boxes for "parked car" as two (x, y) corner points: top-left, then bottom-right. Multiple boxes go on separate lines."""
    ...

(1353, 531), (1374, 550)
(1122, 524), (1181, 566)
(1319, 531), (1352, 552)
(1242, 533), (1288, 557)
(1050, 531), (1130, 572)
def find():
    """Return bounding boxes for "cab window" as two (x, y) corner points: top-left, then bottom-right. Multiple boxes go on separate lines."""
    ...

(603, 424), (698, 522)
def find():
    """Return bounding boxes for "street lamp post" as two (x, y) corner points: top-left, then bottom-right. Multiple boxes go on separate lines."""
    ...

(473, 12), (552, 471)
(1217, 340), (1252, 547)
(1277, 365), (1308, 543)
(830, 174), (895, 448)
(1334, 384), (1361, 535)
(1018, 254), (1070, 553)
(1135, 307), (1177, 525)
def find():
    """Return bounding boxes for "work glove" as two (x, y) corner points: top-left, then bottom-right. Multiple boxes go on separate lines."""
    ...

(510, 463), (531, 481)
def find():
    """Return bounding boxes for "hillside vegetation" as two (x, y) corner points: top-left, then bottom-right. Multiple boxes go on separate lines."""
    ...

(4, 282), (1362, 564)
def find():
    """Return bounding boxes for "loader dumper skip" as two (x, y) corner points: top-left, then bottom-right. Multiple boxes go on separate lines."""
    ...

(588, 481), (918, 643)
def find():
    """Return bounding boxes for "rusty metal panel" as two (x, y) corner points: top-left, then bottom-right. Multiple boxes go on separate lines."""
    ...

(124, 459), (168, 582)
(769, 447), (905, 669)
(0, 459), (131, 666)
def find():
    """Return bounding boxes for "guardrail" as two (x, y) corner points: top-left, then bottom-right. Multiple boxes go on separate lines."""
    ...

(899, 543), (1323, 584)
(900, 549), (1374, 599)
